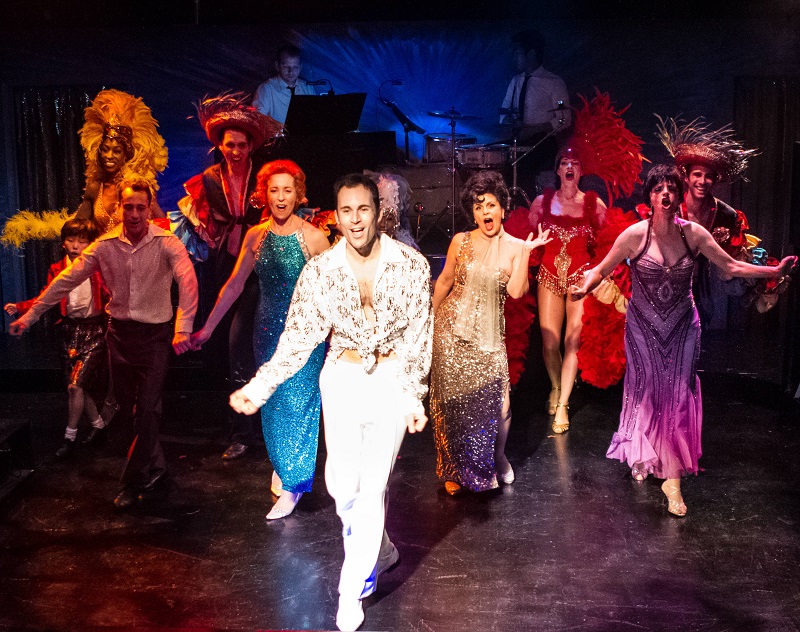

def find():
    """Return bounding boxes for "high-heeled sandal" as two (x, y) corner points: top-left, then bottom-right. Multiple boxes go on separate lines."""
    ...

(631, 464), (648, 482)
(661, 480), (687, 517)
(266, 491), (302, 520)
(552, 402), (570, 434)
(270, 470), (283, 497)
(546, 386), (561, 415)
(444, 481), (463, 496)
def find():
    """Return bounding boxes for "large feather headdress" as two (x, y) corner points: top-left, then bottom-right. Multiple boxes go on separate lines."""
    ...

(80, 89), (168, 191)
(656, 115), (757, 183)
(564, 90), (646, 205)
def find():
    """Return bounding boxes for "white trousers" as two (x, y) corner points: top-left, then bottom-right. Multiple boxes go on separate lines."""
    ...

(320, 358), (408, 600)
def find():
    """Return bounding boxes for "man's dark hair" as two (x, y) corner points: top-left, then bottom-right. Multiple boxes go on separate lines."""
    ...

(643, 164), (685, 200)
(512, 29), (545, 63)
(334, 173), (380, 212)
(218, 125), (252, 145)
(61, 217), (99, 243)
(276, 44), (302, 63)
(118, 176), (153, 205)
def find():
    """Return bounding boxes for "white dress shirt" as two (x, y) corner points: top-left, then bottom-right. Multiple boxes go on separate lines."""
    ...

(21, 223), (198, 333)
(252, 76), (316, 124)
(500, 66), (571, 130)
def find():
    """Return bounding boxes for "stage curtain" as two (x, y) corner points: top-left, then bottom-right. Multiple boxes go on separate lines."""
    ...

(733, 77), (800, 259)
(6, 87), (95, 304)
(732, 77), (800, 386)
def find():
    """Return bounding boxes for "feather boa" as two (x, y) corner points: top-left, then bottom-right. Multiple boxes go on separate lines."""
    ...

(577, 206), (638, 388)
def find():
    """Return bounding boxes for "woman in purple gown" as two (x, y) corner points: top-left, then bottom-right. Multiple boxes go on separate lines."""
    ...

(572, 165), (796, 516)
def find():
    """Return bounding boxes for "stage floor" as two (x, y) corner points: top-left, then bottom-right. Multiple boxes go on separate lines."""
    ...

(1, 375), (799, 632)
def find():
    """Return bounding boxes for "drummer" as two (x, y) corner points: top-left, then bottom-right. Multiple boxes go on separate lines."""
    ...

(500, 29), (570, 191)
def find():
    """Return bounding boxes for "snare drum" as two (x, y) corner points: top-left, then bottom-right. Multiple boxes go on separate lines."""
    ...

(424, 133), (477, 163)
(456, 144), (509, 169)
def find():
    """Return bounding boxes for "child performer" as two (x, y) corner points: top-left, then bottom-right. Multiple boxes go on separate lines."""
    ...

(5, 218), (113, 458)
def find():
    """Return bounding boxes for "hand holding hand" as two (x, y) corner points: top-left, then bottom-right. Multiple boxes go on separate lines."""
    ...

(405, 411), (428, 434)
(230, 389), (259, 415)
(190, 328), (212, 351)
(172, 332), (192, 355)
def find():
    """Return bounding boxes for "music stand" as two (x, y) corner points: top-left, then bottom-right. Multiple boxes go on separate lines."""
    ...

(284, 93), (367, 136)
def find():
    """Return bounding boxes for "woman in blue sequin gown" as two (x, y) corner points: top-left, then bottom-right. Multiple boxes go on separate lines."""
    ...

(191, 160), (330, 519)
(572, 164), (796, 516)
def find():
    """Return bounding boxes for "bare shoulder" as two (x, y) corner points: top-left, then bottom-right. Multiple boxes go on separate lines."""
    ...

(244, 222), (268, 246)
(301, 221), (330, 256)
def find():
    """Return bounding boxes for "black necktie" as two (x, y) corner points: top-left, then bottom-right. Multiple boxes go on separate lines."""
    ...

(518, 74), (530, 122)
(288, 86), (296, 96)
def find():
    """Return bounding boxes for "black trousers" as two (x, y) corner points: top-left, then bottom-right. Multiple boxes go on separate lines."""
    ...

(107, 319), (172, 489)
(199, 247), (260, 446)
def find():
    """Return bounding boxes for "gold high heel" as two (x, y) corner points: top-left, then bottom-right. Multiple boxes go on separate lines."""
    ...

(546, 386), (561, 415)
(552, 402), (570, 434)
(444, 481), (463, 496)
(661, 480), (687, 517)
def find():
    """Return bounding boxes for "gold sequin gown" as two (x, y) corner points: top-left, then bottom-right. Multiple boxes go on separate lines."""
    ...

(431, 233), (510, 492)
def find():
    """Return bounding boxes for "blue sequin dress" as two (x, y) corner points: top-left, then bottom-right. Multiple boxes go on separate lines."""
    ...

(254, 227), (325, 494)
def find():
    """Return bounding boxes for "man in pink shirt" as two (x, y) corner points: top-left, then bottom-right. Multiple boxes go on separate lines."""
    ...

(12, 178), (198, 511)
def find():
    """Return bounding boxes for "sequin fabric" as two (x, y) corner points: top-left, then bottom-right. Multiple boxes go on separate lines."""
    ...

(241, 235), (432, 415)
(61, 316), (107, 388)
(537, 189), (596, 296)
(431, 233), (510, 492)
(606, 219), (702, 479)
(253, 227), (325, 494)
(93, 183), (122, 234)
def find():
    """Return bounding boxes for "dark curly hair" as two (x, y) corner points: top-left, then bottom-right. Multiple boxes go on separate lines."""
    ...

(460, 170), (509, 217)
(643, 163), (684, 200)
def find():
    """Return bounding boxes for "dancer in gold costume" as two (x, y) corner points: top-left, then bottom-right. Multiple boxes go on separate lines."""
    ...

(431, 171), (551, 494)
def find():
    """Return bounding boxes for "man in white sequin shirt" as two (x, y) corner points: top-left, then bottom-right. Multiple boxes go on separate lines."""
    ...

(231, 173), (432, 631)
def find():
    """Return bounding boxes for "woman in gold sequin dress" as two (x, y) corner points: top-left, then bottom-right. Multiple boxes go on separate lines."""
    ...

(431, 171), (551, 494)
(529, 148), (607, 434)
(75, 90), (167, 233)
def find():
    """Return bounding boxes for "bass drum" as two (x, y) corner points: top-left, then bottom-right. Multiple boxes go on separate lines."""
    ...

(424, 133), (477, 163)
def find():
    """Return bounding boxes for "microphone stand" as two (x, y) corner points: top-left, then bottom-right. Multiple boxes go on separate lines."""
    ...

(380, 98), (424, 163)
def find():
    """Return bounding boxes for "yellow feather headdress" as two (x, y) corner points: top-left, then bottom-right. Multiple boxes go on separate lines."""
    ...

(80, 89), (168, 191)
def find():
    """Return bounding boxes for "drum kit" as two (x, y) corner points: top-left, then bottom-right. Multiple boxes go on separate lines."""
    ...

(415, 102), (568, 245)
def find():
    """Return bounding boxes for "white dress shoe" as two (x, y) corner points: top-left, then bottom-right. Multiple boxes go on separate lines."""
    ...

(336, 596), (364, 631)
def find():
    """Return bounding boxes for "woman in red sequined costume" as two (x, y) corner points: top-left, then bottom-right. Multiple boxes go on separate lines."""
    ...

(529, 148), (606, 433)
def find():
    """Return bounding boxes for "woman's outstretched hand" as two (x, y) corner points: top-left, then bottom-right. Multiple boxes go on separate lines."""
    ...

(189, 327), (212, 351)
(777, 255), (798, 277)
(523, 223), (552, 251)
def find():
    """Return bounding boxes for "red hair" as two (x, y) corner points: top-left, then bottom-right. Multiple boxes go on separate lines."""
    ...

(252, 160), (307, 218)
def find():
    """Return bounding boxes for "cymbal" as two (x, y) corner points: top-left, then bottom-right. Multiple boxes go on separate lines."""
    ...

(428, 108), (482, 121)
(548, 102), (570, 112)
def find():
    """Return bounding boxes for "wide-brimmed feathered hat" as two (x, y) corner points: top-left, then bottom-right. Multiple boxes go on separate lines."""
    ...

(656, 115), (758, 183)
(196, 91), (283, 149)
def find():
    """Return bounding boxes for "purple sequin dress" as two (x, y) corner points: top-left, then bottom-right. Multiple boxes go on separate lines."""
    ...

(607, 219), (703, 479)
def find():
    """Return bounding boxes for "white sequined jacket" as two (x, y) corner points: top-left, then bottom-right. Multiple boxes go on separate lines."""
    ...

(241, 234), (433, 415)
